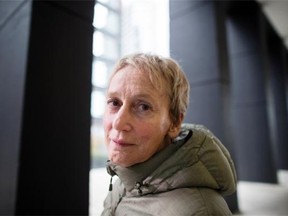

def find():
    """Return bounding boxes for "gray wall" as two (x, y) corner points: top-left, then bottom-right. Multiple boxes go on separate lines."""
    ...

(170, 0), (288, 211)
(170, 0), (288, 184)
(170, 0), (238, 212)
(0, 1), (32, 214)
(265, 21), (288, 170)
(226, 1), (278, 182)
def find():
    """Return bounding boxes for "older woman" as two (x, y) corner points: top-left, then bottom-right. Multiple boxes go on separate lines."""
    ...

(101, 53), (237, 215)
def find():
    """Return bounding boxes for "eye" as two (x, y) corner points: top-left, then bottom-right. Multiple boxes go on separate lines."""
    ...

(138, 103), (151, 112)
(134, 101), (153, 117)
(107, 98), (121, 108)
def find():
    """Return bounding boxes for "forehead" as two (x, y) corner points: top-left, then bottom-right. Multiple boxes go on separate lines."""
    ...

(108, 66), (167, 98)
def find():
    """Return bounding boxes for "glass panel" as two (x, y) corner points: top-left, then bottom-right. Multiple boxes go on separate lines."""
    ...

(93, 4), (120, 35)
(121, 0), (170, 56)
(90, 122), (107, 168)
(93, 31), (119, 59)
(93, 31), (104, 56)
(92, 61), (108, 88)
(93, 3), (108, 29)
(106, 62), (115, 79)
(90, 2), (121, 216)
(90, 1), (170, 215)
(91, 91), (106, 118)
(97, 0), (120, 10)
(105, 11), (120, 35)
(104, 36), (119, 59)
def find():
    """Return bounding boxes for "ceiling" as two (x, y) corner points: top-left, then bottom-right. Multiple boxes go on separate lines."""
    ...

(257, 0), (288, 49)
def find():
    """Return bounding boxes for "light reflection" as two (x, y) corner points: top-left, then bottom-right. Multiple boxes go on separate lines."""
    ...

(92, 61), (108, 88)
(92, 31), (104, 56)
(91, 91), (106, 118)
(93, 4), (108, 29)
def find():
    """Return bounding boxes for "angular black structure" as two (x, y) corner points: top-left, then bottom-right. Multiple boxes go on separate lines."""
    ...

(0, 1), (94, 215)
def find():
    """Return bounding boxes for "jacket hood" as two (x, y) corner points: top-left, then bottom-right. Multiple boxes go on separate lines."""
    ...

(107, 124), (237, 197)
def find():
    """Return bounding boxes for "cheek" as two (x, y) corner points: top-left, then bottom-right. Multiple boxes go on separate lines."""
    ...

(136, 120), (169, 143)
(103, 113), (112, 139)
(158, 112), (172, 134)
(103, 110), (113, 127)
(103, 116), (109, 130)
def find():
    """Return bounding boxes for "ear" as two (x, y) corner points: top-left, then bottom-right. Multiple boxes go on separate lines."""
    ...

(168, 113), (184, 139)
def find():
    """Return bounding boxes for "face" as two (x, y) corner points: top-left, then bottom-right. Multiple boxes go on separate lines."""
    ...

(103, 66), (178, 167)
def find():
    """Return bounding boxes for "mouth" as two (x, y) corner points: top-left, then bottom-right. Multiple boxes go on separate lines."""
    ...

(112, 139), (133, 147)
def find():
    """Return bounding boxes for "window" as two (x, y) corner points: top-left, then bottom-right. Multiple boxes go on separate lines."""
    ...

(90, 0), (121, 170)
(90, 0), (169, 215)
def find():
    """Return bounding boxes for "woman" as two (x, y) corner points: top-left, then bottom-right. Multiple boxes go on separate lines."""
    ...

(101, 53), (237, 215)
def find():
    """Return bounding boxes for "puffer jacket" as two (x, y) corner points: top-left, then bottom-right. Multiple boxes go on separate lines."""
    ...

(101, 124), (237, 216)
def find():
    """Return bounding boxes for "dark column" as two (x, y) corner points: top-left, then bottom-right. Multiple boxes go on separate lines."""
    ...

(0, 1), (32, 215)
(286, 51), (288, 112)
(1, 0), (94, 215)
(286, 51), (288, 116)
(226, 1), (277, 182)
(265, 21), (288, 170)
(170, 0), (238, 212)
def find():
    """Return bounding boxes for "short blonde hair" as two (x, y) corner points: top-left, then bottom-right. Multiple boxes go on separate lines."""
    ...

(109, 53), (190, 125)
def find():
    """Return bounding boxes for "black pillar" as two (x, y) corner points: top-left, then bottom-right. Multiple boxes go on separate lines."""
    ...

(265, 20), (288, 170)
(226, 1), (277, 183)
(0, 0), (94, 215)
(286, 51), (288, 116)
(170, 0), (238, 212)
(0, 1), (32, 215)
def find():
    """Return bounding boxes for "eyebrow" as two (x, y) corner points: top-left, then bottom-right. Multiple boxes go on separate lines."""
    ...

(106, 91), (156, 101)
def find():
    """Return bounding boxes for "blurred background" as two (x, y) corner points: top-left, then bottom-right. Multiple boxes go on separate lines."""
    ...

(0, 0), (287, 215)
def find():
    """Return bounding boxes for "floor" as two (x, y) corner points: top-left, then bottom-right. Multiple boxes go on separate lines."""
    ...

(234, 170), (288, 216)
(90, 169), (288, 216)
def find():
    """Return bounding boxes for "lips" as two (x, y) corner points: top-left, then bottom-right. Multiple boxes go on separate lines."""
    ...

(112, 139), (133, 147)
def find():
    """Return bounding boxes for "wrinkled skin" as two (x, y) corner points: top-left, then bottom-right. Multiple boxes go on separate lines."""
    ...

(103, 66), (179, 167)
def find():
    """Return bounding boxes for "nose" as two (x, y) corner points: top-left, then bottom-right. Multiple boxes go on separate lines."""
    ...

(112, 105), (132, 131)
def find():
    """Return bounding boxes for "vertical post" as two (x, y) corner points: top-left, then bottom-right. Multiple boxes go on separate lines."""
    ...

(15, 1), (95, 215)
(226, 1), (277, 183)
(170, 0), (238, 212)
(0, 1), (32, 214)
(265, 19), (288, 171)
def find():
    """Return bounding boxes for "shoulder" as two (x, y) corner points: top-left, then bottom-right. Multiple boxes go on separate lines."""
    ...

(113, 187), (231, 216)
(149, 187), (232, 216)
(180, 124), (237, 196)
(196, 188), (232, 215)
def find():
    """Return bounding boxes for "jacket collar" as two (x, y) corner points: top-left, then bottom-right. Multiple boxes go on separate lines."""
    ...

(107, 129), (192, 196)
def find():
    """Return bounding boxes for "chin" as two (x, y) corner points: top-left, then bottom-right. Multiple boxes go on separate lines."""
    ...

(110, 155), (131, 167)
(112, 160), (132, 167)
(113, 157), (142, 167)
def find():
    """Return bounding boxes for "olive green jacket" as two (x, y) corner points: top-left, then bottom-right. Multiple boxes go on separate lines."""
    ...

(101, 124), (237, 216)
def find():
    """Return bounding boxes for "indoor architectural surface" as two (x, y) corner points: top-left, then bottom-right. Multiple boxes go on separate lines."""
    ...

(0, 0), (287, 215)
